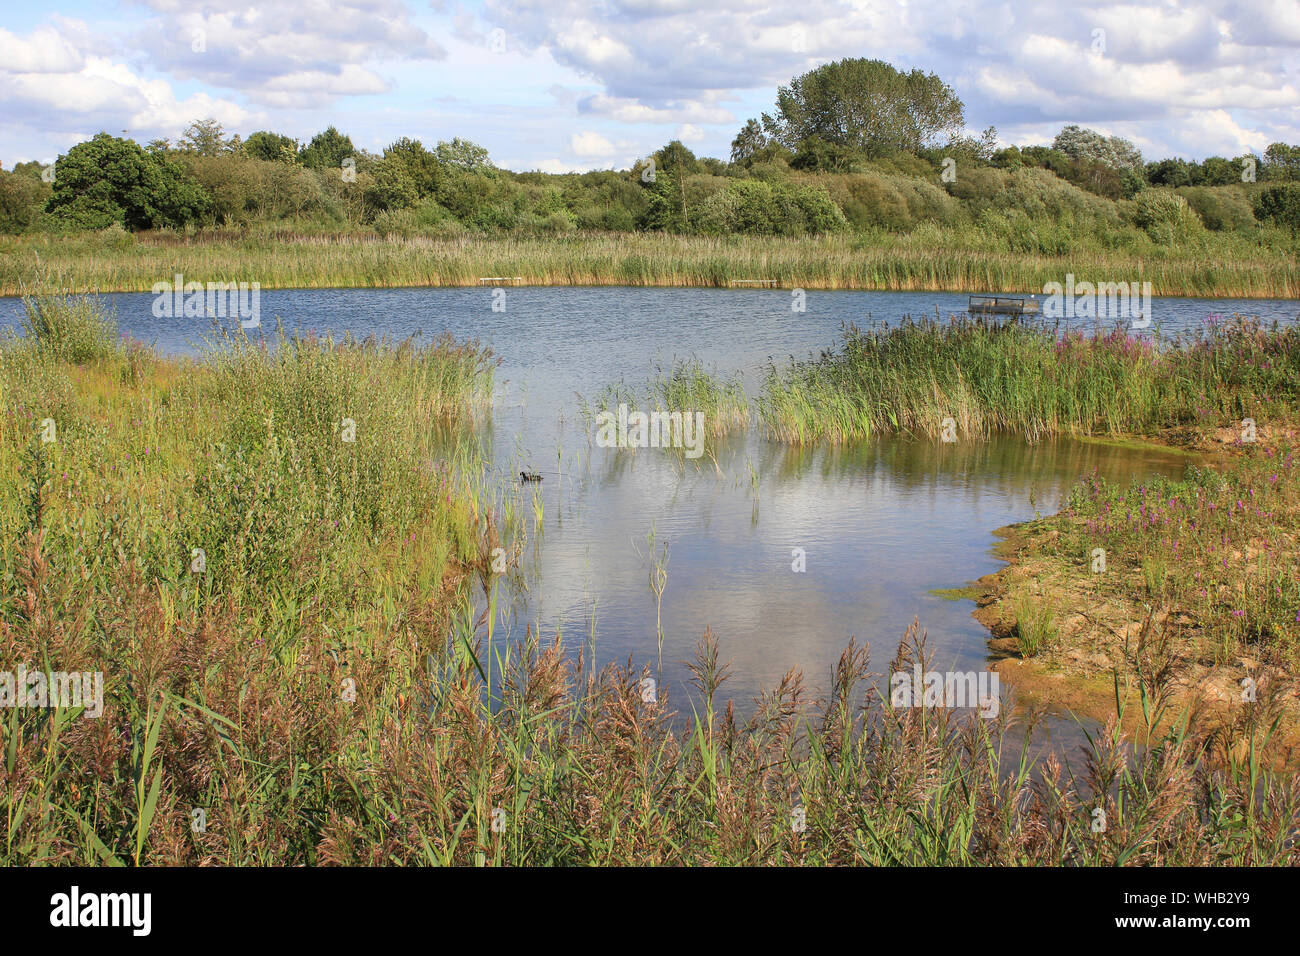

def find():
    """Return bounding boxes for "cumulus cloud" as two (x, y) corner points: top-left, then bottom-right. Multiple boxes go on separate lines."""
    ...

(577, 93), (734, 125)
(0, 26), (84, 73)
(0, 25), (254, 160)
(483, 0), (1300, 157)
(569, 130), (617, 156)
(3, 0), (1298, 165)
(133, 0), (445, 107)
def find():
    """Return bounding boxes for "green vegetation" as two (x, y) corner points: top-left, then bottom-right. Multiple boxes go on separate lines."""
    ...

(2, 228), (1295, 298)
(1, 57), (1295, 298)
(759, 315), (1300, 444)
(1011, 594), (1058, 657)
(1062, 450), (1300, 665)
(579, 357), (750, 446)
(3, 297), (1298, 865)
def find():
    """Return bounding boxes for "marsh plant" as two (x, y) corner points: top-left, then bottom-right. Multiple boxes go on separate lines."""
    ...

(582, 357), (749, 460)
(760, 314), (1300, 444)
(1063, 445), (1300, 665)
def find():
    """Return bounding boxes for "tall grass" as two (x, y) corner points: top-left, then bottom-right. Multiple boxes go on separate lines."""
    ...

(2, 229), (1296, 297)
(649, 358), (750, 436)
(578, 357), (750, 451)
(760, 315), (1300, 443)
(16, 294), (122, 364)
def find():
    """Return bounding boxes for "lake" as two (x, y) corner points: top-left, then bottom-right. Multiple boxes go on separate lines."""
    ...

(4, 286), (1293, 737)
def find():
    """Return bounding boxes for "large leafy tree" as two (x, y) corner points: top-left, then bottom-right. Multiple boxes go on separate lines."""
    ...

(1253, 183), (1300, 235)
(1263, 143), (1300, 181)
(244, 130), (300, 164)
(364, 157), (419, 215)
(652, 139), (699, 177)
(382, 137), (443, 197)
(434, 138), (493, 173)
(300, 127), (355, 170)
(761, 58), (965, 157)
(0, 165), (52, 233)
(178, 118), (237, 156)
(1052, 125), (1143, 172)
(730, 119), (767, 164)
(46, 133), (210, 230)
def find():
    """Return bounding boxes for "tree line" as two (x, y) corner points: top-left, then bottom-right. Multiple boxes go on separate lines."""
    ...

(3, 58), (1298, 239)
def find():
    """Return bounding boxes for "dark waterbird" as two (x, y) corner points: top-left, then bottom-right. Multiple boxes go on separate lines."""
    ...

(520, 471), (543, 483)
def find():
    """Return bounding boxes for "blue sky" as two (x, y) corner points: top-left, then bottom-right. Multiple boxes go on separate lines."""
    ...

(2, 0), (1297, 170)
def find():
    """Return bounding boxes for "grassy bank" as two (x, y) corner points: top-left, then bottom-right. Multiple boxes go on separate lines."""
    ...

(760, 315), (1300, 443)
(4, 298), (1297, 864)
(3, 229), (1298, 297)
(976, 430), (1300, 764)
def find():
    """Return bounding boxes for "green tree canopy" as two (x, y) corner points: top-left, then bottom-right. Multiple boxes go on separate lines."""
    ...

(434, 138), (493, 173)
(382, 137), (443, 197)
(300, 127), (355, 170)
(178, 118), (235, 156)
(244, 131), (300, 163)
(1263, 143), (1300, 181)
(1253, 183), (1300, 234)
(761, 58), (965, 158)
(652, 140), (699, 177)
(730, 119), (767, 165)
(45, 133), (210, 230)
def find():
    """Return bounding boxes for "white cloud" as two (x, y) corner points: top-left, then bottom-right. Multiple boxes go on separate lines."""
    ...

(0, 26), (83, 73)
(3, 0), (1298, 166)
(133, 0), (445, 106)
(483, 0), (1300, 159)
(0, 25), (255, 160)
(577, 93), (734, 126)
(569, 130), (617, 156)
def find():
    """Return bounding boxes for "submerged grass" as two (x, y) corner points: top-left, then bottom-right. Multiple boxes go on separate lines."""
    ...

(578, 357), (749, 459)
(760, 315), (1300, 444)
(2, 297), (1298, 865)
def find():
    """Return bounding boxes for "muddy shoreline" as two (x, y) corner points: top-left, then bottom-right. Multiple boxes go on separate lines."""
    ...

(966, 425), (1300, 767)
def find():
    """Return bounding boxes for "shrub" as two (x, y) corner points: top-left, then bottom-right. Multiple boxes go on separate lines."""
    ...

(1252, 183), (1300, 235)
(0, 167), (52, 233)
(1177, 186), (1257, 232)
(19, 294), (122, 364)
(46, 133), (212, 230)
(1132, 188), (1203, 243)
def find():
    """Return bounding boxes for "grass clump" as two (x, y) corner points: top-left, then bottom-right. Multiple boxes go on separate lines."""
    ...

(759, 315), (1300, 444)
(649, 358), (750, 436)
(16, 294), (122, 364)
(1012, 595), (1058, 656)
(578, 357), (749, 459)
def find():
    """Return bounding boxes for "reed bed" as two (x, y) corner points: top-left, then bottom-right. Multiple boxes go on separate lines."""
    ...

(3, 230), (1297, 297)
(759, 315), (1300, 444)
